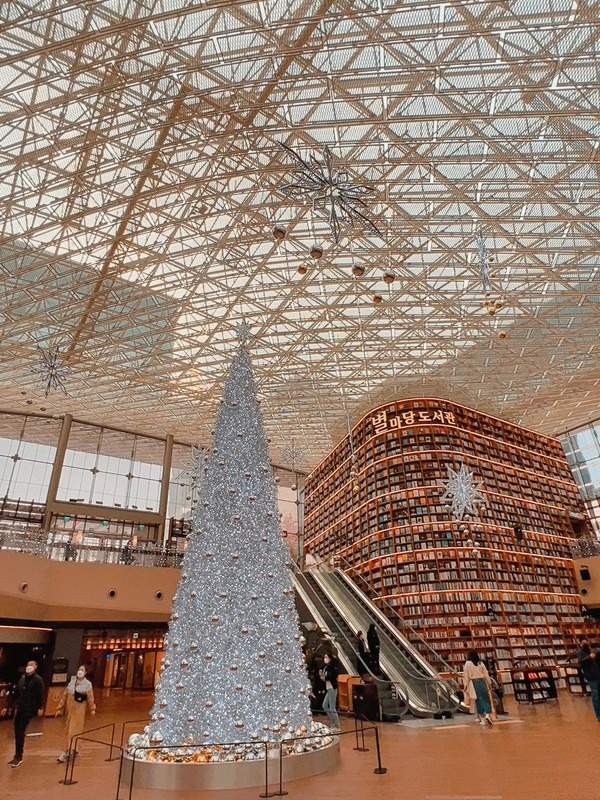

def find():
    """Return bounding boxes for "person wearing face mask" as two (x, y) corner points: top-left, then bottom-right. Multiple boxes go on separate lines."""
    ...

(55, 665), (96, 763)
(578, 636), (600, 721)
(320, 653), (341, 733)
(7, 660), (45, 768)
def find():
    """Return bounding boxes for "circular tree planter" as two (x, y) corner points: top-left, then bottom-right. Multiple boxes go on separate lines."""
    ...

(122, 737), (340, 791)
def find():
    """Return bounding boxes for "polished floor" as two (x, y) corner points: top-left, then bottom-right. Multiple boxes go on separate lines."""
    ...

(2, 689), (599, 800)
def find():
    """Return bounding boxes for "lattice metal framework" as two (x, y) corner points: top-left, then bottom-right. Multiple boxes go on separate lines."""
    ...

(0, 1), (599, 469)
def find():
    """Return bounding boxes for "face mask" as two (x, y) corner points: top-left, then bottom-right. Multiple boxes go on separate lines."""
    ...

(25, 666), (35, 675)
(77, 670), (85, 679)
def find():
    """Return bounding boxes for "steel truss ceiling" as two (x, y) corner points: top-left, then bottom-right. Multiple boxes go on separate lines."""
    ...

(0, 0), (599, 469)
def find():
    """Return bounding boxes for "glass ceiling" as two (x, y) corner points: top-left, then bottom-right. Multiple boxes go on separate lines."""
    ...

(0, 0), (599, 470)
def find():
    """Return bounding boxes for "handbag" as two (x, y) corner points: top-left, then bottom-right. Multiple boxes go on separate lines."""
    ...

(74, 690), (87, 703)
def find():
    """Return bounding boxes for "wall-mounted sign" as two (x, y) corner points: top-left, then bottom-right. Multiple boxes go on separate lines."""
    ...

(369, 406), (459, 435)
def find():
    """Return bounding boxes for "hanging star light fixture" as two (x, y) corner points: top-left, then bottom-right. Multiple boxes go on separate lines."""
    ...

(278, 142), (381, 243)
(31, 344), (70, 397)
(440, 464), (486, 520)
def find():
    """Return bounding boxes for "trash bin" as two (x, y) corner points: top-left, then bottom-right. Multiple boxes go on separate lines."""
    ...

(352, 683), (380, 721)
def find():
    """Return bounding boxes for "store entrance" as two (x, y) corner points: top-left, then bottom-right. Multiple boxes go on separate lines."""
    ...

(103, 650), (163, 690)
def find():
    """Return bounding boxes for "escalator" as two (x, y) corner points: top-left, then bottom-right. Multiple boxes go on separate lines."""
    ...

(293, 568), (357, 675)
(293, 564), (460, 718)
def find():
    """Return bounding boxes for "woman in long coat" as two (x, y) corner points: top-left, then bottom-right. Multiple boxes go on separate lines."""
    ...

(55, 665), (96, 761)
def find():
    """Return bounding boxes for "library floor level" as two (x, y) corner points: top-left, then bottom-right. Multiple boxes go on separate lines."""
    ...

(3, 688), (599, 800)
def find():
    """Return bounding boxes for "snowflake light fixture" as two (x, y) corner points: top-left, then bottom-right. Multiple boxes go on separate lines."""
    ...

(278, 142), (381, 243)
(279, 441), (306, 469)
(31, 344), (70, 397)
(440, 464), (486, 520)
(174, 445), (206, 485)
(475, 229), (494, 292)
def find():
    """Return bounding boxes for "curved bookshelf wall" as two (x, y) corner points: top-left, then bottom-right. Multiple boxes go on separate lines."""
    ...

(303, 398), (596, 672)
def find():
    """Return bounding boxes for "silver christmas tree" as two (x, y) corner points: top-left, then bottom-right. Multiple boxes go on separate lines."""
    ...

(146, 329), (312, 751)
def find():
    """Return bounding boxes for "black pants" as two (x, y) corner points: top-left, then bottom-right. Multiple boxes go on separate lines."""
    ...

(14, 711), (34, 759)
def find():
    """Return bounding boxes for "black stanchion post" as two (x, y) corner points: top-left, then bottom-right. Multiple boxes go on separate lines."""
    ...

(275, 740), (288, 797)
(58, 746), (72, 786)
(372, 725), (387, 775)
(69, 734), (79, 784)
(353, 715), (361, 751)
(353, 714), (368, 752)
(128, 749), (136, 800)
(114, 751), (125, 800)
(259, 742), (274, 798)
(106, 722), (118, 761)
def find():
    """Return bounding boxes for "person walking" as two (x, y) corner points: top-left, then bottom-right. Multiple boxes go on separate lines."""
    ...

(320, 653), (341, 733)
(462, 649), (493, 726)
(367, 623), (381, 674)
(355, 630), (369, 676)
(55, 665), (96, 762)
(7, 660), (45, 768)
(577, 636), (600, 721)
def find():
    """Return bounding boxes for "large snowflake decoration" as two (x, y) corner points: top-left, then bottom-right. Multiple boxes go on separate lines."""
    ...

(278, 142), (381, 243)
(440, 464), (486, 520)
(31, 344), (70, 396)
(279, 441), (306, 469)
(475, 229), (494, 292)
(174, 445), (206, 486)
(174, 445), (209, 516)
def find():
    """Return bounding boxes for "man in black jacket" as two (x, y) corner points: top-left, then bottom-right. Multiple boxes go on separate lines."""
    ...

(8, 660), (45, 768)
(578, 636), (600, 721)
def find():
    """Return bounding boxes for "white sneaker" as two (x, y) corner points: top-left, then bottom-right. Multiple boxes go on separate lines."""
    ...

(57, 753), (68, 763)
(331, 727), (342, 733)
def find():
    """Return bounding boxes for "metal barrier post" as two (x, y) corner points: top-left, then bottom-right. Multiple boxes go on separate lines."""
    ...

(58, 734), (78, 785)
(128, 748), (136, 800)
(274, 741), (288, 797)
(372, 725), (387, 775)
(115, 751), (125, 800)
(258, 742), (275, 798)
(106, 722), (118, 761)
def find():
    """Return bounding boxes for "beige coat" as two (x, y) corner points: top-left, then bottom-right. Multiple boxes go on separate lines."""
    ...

(56, 676), (96, 752)
(462, 660), (491, 713)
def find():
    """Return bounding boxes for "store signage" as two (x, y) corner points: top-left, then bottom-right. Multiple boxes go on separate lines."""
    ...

(369, 406), (459, 435)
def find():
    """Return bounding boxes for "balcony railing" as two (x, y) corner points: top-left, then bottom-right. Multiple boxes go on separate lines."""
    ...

(0, 524), (184, 568)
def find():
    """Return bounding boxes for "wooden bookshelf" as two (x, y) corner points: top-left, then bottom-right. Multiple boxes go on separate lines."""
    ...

(304, 398), (599, 673)
(564, 665), (589, 695)
(511, 668), (558, 703)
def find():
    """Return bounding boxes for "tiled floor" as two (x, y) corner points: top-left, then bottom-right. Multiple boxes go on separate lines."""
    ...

(2, 689), (599, 800)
